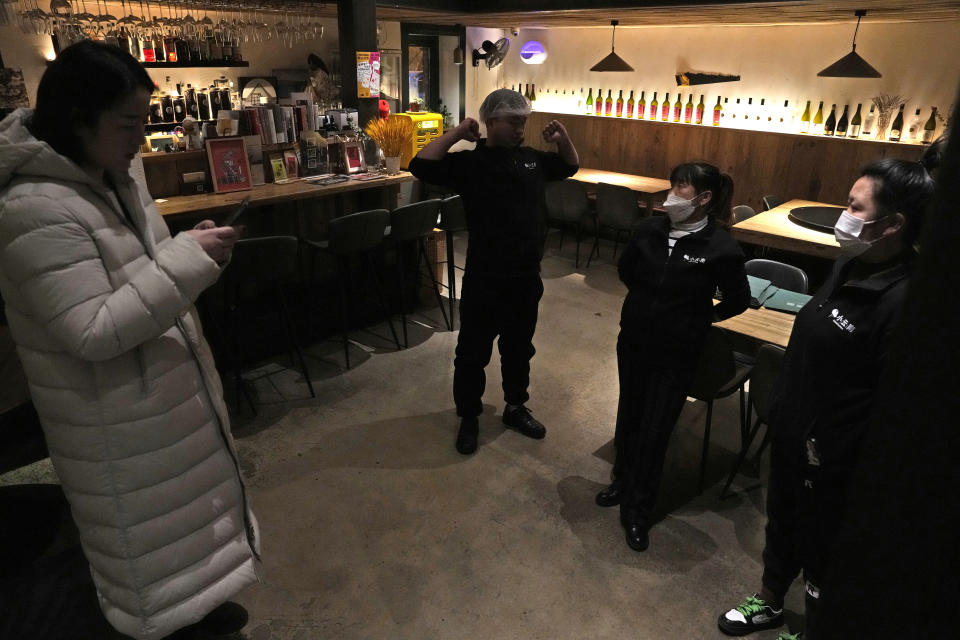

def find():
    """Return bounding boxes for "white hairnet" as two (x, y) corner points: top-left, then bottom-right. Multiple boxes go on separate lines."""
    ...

(478, 88), (531, 122)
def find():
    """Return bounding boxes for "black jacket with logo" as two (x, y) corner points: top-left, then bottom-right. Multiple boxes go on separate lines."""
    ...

(768, 256), (911, 473)
(409, 140), (578, 276)
(617, 215), (749, 365)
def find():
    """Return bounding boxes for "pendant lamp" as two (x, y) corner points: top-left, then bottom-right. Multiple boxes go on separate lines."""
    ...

(590, 20), (634, 72)
(817, 10), (881, 78)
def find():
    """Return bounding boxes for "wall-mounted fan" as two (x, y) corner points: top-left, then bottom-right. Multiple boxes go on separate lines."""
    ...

(472, 38), (510, 68)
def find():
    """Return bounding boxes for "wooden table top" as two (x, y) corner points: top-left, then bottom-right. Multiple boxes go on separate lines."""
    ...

(571, 168), (672, 195)
(716, 306), (795, 349)
(732, 198), (843, 259)
(154, 172), (415, 218)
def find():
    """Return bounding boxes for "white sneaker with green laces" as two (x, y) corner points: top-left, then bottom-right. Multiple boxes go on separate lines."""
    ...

(717, 593), (784, 635)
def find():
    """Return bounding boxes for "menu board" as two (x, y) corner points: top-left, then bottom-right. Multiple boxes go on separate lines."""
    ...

(356, 51), (381, 98)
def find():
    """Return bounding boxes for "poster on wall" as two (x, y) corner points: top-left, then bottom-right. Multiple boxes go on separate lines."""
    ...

(356, 51), (381, 98)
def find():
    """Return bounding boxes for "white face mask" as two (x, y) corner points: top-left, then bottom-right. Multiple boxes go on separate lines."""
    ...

(833, 210), (889, 256)
(663, 192), (703, 224)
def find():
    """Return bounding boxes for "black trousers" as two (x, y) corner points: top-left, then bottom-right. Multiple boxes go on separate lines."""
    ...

(762, 437), (854, 638)
(612, 336), (692, 526)
(453, 272), (544, 418)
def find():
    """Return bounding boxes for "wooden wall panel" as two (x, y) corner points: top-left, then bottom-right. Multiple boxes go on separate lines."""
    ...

(527, 111), (924, 212)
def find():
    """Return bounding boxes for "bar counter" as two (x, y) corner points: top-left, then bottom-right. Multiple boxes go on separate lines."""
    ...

(154, 172), (416, 218)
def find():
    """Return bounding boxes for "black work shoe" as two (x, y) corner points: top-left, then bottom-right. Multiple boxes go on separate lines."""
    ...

(717, 593), (784, 636)
(624, 523), (649, 552)
(197, 602), (249, 636)
(456, 417), (479, 455)
(502, 405), (546, 439)
(595, 484), (622, 507)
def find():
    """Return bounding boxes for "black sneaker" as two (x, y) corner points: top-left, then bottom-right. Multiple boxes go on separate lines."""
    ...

(456, 417), (479, 455)
(718, 594), (784, 636)
(502, 405), (546, 439)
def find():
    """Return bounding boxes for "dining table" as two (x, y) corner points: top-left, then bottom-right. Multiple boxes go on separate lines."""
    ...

(570, 167), (672, 213)
(732, 198), (844, 259)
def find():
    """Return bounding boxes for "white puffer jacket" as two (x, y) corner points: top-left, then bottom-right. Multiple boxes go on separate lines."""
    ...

(0, 109), (259, 639)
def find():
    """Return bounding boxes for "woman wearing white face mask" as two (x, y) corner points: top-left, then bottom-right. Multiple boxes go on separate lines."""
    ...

(595, 162), (750, 552)
(718, 158), (935, 640)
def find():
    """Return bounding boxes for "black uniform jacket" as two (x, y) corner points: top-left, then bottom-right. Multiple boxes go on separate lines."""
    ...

(768, 256), (911, 474)
(409, 140), (578, 276)
(617, 215), (749, 364)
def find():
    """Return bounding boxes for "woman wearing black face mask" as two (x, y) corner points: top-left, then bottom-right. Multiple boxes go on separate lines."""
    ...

(595, 162), (750, 552)
(718, 158), (936, 640)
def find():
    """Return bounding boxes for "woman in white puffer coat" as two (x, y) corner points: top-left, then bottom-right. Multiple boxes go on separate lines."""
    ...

(0, 41), (259, 639)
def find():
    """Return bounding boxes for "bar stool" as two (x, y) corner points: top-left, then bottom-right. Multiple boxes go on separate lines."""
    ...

(218, 236), (316, 414)
(438, 195), (466, 330)
(304, 209), (400, 369)
(387, 199), (449, 347)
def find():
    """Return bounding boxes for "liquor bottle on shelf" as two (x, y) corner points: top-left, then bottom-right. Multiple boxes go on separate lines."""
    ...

(585, 88), (594, 115)
(744, 98), (754, 127)
(173, 95), (186, 123)
(759, 98), (770, 128)
(616, 89), (624, 117)
(889, 104), (905, 141)
(148, 88), (163, 124)
(184, 84), (198, 119)
(231, 34), (242, 62)
(721, 97), (729, 124)
(595, 89), (603, 116)
(695, 94), (705, 125)
(824, 104), (836, 136)
(836, 104), (849, 136)
(637, 91), (646, 119)
(530, 84), (538, 107)
(578, 87), (584, 111)
(207, 32), (221, 61)
(626, 90), (635, 118)
(800, 100), (811, 133)
(673, 93), (682, 122)
(189, 34), (202, 62)
(849, 103), (862, 138)
(649, 92), (658, 120)
(730, 98), (740, 122)
(863, 104), (876, 137)
(197, 88), (211, 121)
(778, 100), (791, 129)
(906, 108), (922, 141)
(812, 101), (824, 134)
(684, 94), (694, 123)
(661, 93), (671, 121)
(712, 96), (722, 126)
(141, 33), (156, 63)
(922, 107), (938, 143)
(604, 89), (613, 116)
(163, 35), (178, 63)
(209, 85), (221, 119)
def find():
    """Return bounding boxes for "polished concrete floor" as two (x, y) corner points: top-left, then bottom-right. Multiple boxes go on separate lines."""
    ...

(1, 232), (804, 639)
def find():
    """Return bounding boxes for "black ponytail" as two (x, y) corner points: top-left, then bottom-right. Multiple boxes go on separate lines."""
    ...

(669, 162), (735, 228)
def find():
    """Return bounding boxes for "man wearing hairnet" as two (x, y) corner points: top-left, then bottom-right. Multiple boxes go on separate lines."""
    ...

(409, 88), (579, 455)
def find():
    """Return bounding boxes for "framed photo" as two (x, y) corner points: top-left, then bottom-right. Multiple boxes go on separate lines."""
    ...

(205, 137), (252, 193)
(269, 155), (288, 182)
(341, 140), (366, 174)
(283, 150), (299, 179)
(147, 133), (177, 153)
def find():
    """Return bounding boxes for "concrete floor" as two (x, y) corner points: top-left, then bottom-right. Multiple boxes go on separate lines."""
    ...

(1, 232), (805, 639)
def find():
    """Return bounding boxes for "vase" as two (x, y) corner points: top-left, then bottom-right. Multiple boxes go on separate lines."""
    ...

(384, 155), (401, 175)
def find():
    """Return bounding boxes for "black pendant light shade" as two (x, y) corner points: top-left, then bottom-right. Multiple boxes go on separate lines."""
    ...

(818, 10), (882, 78)
(591, 20), (634, 72)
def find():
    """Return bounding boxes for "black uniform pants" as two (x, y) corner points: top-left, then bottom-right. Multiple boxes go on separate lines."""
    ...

(453, 272), (544, 418)
(612, 336), (692, 526)
(762, 437), (853, 638)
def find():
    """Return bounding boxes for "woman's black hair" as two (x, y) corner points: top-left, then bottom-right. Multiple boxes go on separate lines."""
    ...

(860, 157), (936, 250)
(669, 162), (735, 227)
(32, 40), (154, 163)
(920, 133), (948, 177)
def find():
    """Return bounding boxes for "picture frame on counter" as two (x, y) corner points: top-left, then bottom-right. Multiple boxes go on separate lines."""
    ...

(269, 154), (288, 182)
(341, 140), (366, 174)
(205, 137), (252, 193)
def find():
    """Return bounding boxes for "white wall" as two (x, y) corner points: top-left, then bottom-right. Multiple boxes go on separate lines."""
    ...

(465, 26), (507, 134)
(499, 21), (960, 122)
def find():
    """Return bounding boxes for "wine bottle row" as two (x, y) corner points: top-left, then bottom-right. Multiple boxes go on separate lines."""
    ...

(53, 24), (244, 65)
(148, 77), (239, 125)
(510, 84), (942, 144)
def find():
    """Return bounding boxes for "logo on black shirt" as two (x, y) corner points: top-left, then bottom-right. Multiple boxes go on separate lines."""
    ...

(523, 161), (537, 170)
(682, 254), (706, 264)
(829, 308), (857, 333)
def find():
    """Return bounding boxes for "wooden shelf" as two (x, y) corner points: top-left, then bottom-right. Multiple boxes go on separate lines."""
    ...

(142, 61), (249, 68)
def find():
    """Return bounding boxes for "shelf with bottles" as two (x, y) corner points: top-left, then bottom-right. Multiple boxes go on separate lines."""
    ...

(511, 84), (944, 145)
(143, 61), (249, 68)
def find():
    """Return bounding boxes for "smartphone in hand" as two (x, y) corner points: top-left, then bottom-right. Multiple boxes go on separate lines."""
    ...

(222, 196), (251, 227)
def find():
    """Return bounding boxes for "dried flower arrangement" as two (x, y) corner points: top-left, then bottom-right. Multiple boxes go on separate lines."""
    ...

(871, 94), (910, 140)
(364, 117), (415, 158)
